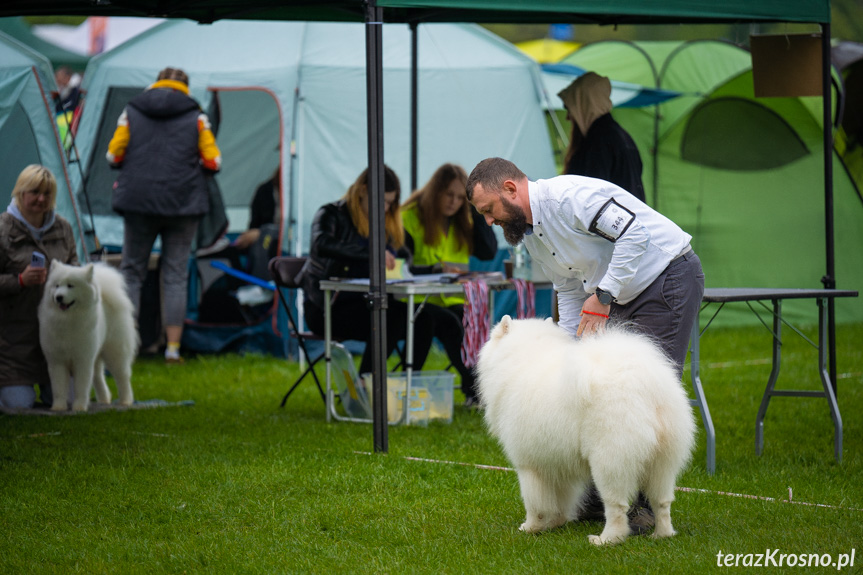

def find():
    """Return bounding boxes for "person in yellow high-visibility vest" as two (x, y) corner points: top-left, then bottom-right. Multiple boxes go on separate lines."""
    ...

(401, 163), (497, 407)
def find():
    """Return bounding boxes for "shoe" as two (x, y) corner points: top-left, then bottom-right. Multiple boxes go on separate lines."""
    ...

(165, 350), (184, 364)
(627, 499), (655, 535)
(463, 396), (482, 410)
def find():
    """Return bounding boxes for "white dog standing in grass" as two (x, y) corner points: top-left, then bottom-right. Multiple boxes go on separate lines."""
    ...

(38, 261), (139, 412)
(476, 316), (695, 545)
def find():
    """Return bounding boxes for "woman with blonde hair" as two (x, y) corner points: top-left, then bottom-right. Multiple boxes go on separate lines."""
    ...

(301, 165), (434, 376)
(0, 165), (78, 408)
(400, 163), (497, 406)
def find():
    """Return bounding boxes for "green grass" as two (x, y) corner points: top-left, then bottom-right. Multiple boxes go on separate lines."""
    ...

(2, 323), (862, 574)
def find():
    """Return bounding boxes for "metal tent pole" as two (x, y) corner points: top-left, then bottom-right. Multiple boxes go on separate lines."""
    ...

(410, 21), (419, 192)
(366, 1), (389, 452)
(819, 24), (837, 393)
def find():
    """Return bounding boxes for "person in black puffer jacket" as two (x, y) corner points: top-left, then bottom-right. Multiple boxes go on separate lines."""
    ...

(107, 67), (222, 363)
(301, 165), (434, 376)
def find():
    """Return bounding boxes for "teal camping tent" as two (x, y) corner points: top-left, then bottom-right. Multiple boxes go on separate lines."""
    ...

(71, 19), (555, 256)
(69, 19), (556, 353)
(0, 17), (89, 72)
(0, 31), (88, 262)
(561, 40), (863, 325)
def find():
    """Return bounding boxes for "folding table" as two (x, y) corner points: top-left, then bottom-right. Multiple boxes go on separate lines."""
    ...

(689, 288), (857, 475)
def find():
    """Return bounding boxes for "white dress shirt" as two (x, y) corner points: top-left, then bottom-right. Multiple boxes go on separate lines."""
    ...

(523, 175), (691, 335)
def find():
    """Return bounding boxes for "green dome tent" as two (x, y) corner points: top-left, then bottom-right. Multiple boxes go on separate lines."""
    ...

(563, 40), (863, 325)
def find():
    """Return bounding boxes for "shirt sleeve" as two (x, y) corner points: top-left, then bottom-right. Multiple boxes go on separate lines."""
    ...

(556, 286), (587, 337)
(595, 202), (650, 297)
(197, 113), (222, 172)
(106, 109), (129, 166)
(570, 188), (650, 299)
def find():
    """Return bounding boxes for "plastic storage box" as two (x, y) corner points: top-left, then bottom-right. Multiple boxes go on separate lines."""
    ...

(362, 370), (454, 426)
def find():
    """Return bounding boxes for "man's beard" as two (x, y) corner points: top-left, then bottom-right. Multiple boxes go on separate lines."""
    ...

(499, 197), (530, 246)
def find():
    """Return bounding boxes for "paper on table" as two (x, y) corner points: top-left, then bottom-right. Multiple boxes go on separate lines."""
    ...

(386, 258), (413, 281)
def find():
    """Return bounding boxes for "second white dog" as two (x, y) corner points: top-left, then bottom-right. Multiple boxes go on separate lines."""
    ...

(476, 316), (695, 545)
(38, 261), (139, 412)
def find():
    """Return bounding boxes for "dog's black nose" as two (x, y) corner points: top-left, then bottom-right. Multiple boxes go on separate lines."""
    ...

(55, 295), (64, 303)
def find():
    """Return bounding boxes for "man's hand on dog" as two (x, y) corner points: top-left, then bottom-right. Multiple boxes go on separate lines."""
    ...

(577, 294), (610, 337)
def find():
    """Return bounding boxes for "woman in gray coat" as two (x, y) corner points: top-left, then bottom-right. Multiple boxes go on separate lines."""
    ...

(0, 165), (78, 408)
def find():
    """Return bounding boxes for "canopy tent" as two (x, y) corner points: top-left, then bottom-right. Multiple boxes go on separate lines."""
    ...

(0, 0), (837, 453)
(0, 31), (88, 262)
(0, 17), (90, 71)
(72, 19), (554, 256)
(0, 1), (831, 25)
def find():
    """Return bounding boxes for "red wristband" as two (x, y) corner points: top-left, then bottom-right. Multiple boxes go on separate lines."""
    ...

(582, 310), (609, 319)
(18, 273), (24, 287)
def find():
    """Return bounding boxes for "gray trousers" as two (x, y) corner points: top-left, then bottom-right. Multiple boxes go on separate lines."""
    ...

(121, 213), (199, 327)
(612, 250), (705, 376)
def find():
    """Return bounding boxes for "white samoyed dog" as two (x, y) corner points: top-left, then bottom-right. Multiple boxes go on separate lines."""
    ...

(476, 316), (695, 546)
(38, 261), (139, 412)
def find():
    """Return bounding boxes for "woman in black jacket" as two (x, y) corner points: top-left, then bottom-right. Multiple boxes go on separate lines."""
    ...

(301, 166), (433, 376)
(558, 72), (646, 203)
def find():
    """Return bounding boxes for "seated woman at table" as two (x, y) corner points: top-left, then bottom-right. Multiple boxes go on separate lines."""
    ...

(301, 165), (435, 376)
(400, 163), (498, 407)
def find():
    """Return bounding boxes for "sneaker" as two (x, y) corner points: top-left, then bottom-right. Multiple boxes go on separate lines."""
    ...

(463, 396), (482, 410)
(165, 350), (184, 364)
(627, 502), (655, 535)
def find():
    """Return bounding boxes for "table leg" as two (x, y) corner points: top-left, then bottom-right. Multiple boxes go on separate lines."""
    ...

(690, 317), (716, 475)
(324, 288), (334, 423)
(404, 294), (415, 425)
(818, 298), (843, 463)
(755, 299), (783, 455)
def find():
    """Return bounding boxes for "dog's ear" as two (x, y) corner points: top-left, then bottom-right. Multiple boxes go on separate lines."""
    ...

(84, 263), (95, 282)
(544, 317), (554, 324)
(49, 259), (59, 273)
(494, 315), (512, 339)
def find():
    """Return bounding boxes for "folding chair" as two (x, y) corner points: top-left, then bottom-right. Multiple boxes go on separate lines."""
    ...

(268, 256), (327, 407)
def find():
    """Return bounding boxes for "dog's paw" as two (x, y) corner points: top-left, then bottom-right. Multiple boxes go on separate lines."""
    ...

(50, 402), (67, 412)
(519, 521), (548, 534)
(650, 528), (676, 539)
(588, 533), (627, 546)
(519, 522), (537, 533)
(71, 402), (89, 413)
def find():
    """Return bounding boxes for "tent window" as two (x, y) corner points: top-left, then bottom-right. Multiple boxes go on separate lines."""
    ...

(681, 97), (809, 170)
(0, 102), (41, 204)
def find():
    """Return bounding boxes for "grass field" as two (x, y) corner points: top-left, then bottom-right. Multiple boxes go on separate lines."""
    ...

(2, 323), (861, 574)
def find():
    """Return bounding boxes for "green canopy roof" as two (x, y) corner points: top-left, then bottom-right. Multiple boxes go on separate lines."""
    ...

(0, 0), (831, 24)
